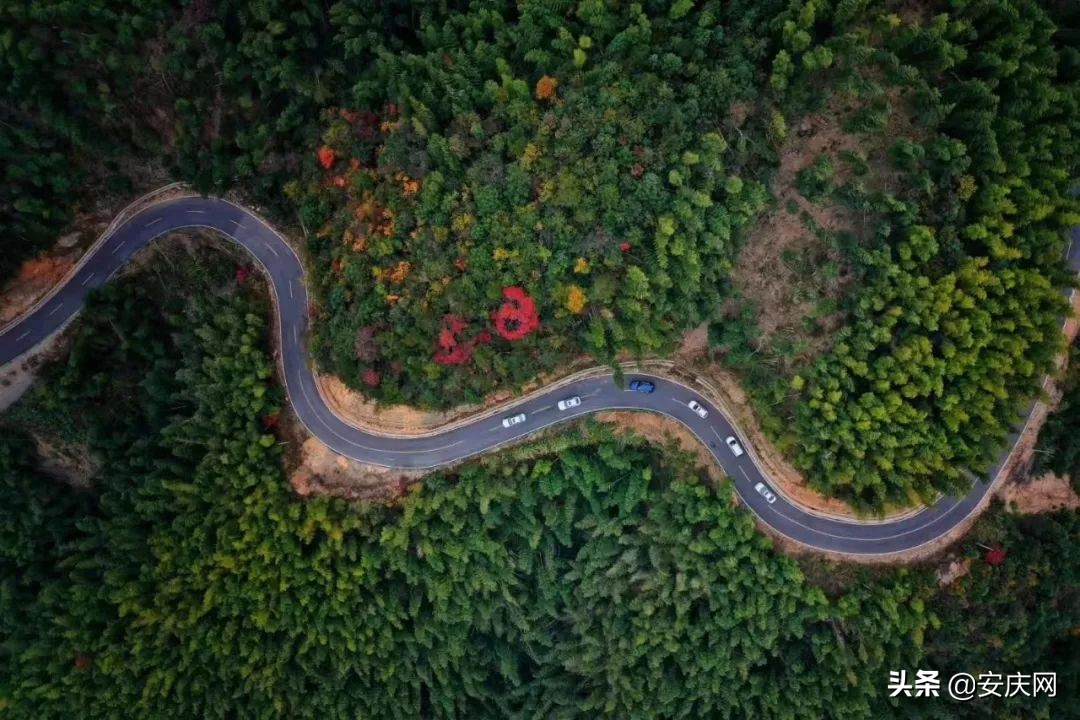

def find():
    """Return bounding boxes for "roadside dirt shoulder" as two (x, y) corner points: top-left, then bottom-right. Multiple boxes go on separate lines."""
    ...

(314, 354), (603, 436)
(1002, 472), (1080, 514)
(288, 434), (422, 502)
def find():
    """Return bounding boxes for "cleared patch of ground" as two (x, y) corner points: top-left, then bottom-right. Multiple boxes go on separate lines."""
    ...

(288, 436), (421, 502)
(727, 89), (920, 375)
(31, 435), (97, 489)
(674, 322), (710, 362)
(0, 255), (80, 326)
(317, 374), (469, 434)
(0, 354), (41, 412)
(1003, 472), (1080, 514)
(935, 557), (972, 588)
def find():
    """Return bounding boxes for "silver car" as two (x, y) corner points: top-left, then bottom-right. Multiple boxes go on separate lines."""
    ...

(501, 413), (527, 428)
(557, 396), (582, 411)
(754, 482), (777, 504)
(725, 436), (744, 457)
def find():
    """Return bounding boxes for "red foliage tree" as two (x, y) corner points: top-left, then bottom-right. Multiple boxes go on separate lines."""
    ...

(492, 286), (540, 341)
(317, 146), (336, 169)
(362, 368), (381, 386)
(619, 242), (631, 252)
(434, 314), (475, 365)
(984, 546), (1007, 566)
(261, 413), (280, 429)
(235, 266), (250, 284)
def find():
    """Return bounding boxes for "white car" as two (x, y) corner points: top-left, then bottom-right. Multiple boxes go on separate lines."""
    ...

(501, 413), (527, 428)
(725, 436), (744, 457)
(557, 396), (582, 411)
(687, 400), (709, 419)
(754, 482), (777, 504)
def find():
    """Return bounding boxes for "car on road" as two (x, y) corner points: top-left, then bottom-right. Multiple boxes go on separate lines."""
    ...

(687, 399), (708, 419)
(725, 436), (744, 457)
(754, 482), (778, 504)
(501, 413), (527, 428)
(628, 379), (655, 393)
(557, 396), (582, 411)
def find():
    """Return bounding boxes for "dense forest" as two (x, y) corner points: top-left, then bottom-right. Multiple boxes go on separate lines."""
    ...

(3, 2), (1080, 716)
(6, 0), (1077, 509)
(2, 250), (1078, 717)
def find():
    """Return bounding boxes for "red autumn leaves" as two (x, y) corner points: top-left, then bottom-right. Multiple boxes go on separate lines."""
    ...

(317, 146), (336, 170)
(492, 286), (540, 340)
(434, 315), (487, 366)
(433, 286), (539, 365)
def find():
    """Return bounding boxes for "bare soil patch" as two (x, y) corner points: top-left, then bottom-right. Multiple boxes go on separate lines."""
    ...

(675, 323), (710, 363)
(0, 352), (43, 412)
(31, 435), (97, 489)
(0, 255), (81, 326)
(1003, 472), (1080, 514)
(728, 90), (920, 373)
(935, 557), (972, 588)
(894, 0), (935, 27)
(288, 436), (422, 502)
(318, 374), (468, 433)
(315, 353), (602, 435)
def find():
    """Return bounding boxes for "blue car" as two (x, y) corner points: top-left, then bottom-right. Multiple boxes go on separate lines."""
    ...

(628, 379), (655, 393)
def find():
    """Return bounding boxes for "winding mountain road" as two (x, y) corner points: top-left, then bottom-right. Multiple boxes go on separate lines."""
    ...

(3, 195), (1078, 556)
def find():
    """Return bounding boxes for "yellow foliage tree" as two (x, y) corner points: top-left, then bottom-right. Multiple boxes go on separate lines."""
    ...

(565, 285), (587, 314)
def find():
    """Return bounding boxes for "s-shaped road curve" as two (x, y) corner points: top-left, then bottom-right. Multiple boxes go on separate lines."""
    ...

(3, 195), (1079, 556)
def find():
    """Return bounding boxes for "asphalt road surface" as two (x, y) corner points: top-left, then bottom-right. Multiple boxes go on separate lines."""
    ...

(3, 195), (1079, 556)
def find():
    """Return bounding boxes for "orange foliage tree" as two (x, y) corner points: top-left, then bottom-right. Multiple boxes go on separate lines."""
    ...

(535, 75), (558, 101)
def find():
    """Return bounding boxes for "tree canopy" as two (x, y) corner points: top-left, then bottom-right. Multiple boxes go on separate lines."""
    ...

(3, 0), (1078, 508)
